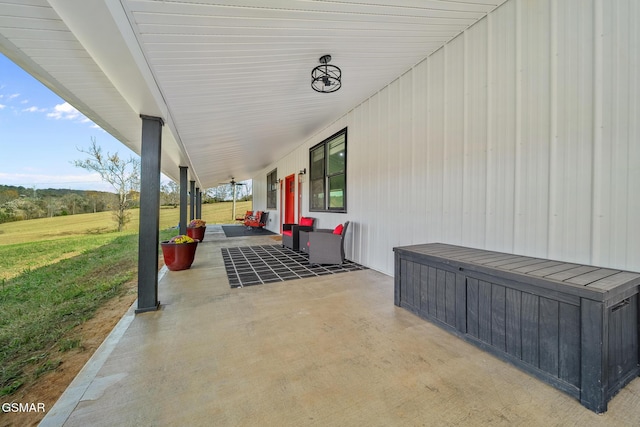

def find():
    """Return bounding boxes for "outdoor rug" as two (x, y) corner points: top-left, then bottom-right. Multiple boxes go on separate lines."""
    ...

(222, 225), (277, 238)
(221, 244), (367, 288)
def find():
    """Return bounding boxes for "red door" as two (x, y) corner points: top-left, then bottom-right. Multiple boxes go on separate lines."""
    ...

(285, 174), (295, 224)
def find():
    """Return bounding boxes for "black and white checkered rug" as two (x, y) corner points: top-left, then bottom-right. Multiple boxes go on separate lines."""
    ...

(221, 244), (367, 288)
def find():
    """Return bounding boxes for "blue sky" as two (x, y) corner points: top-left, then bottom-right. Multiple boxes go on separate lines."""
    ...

(0, 53), (139, 192)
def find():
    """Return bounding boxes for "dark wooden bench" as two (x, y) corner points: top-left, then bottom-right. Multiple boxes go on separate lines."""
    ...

(393, 243), (640, 413)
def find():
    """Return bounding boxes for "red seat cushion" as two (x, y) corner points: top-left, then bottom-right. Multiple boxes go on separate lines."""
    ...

(333, 224), (344, 235)
(283, 230), (292, 237)
(300, 217), (314, 227)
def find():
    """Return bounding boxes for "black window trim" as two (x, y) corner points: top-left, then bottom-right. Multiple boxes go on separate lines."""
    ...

(309, 127), (347, 213)
(266, 168), (277, 209)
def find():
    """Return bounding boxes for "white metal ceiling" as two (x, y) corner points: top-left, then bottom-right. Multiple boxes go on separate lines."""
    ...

(0, 0), (507, 187)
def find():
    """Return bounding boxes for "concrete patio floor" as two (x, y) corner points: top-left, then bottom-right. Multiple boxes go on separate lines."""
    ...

(42, 226), (640, 426)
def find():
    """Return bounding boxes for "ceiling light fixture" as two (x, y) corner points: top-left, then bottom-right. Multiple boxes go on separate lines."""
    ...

(311, 55), (341, 93)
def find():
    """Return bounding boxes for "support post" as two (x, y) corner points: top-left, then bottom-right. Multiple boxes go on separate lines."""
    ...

(179, 167), (188, 234)
(136, 115), (164, 313)
(196, 188), (202, 218)
(190, 180), (196, 221)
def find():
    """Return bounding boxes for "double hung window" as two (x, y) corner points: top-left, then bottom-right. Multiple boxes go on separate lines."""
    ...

(309, 128), (347, 212)
(266, 168), (277, 209)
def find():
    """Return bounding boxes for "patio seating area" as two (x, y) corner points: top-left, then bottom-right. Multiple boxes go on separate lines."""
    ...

(42, 226), (640, 426)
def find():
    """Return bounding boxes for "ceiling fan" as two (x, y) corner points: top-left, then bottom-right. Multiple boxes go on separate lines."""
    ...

(219, 178), (246, 187)
(218, 178), (247, 220)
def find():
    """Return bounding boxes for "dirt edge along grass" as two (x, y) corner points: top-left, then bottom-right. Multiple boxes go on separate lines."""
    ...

(0, 234), (140, 396)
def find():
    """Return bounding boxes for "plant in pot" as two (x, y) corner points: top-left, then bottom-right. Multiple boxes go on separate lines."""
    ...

(161, 234), (199, 271)
(187, 219), (207, 241)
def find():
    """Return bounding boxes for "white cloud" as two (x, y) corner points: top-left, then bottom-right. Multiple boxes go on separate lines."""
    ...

(23, 106), (46, 113)
(7, 93), (19, 101)
(0, 104), (5, 109)
(47, 102), (85, 121)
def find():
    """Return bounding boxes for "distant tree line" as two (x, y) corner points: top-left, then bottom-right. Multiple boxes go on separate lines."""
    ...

(206, 182), (252, 203)
(0, 181), (253, 224)
(0, 185), (122, 224)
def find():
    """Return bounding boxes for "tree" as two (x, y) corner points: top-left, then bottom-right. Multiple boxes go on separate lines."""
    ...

(61, 193), (87, 215)
(0, 189), (19, 205)
(206, 185), (231, 202)
(8, 198), (44, 220)
(161, 181), (179, 207)
(85, 190), (110, 213)
(74, 138), (140, 231)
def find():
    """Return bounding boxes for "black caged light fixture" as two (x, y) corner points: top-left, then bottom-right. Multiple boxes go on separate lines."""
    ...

(311, 55), (341, 93)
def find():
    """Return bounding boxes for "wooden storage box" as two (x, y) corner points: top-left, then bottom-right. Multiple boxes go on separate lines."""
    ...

(394, 243), (640, 413)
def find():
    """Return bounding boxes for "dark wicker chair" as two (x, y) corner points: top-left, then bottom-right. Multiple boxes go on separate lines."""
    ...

(282, 217), (315, 251)
(304, 221), (350, 265)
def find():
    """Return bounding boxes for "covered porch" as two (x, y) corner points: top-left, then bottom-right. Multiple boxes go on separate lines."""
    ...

(2, 0), (639, 422)
(41, 227), (640, 426)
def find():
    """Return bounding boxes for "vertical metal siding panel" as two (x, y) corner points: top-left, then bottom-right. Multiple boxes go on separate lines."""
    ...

(486, 1), (517, 253)
(363, 100), (376, 269)
(462, 21), (488, 248)
(514, 0), (552, 258)
(548, 0), (595, 264)
(443, 37), (465, 245)
(592, 0), (609, 269)
(628, 0), (640, 271)
(380, 86), (394, 273)
(343, 110), (357, 261)
(412, 60), (430, 245)
(427, 50), (445, 243)
(399, 71), (415, 245)
(593, 0), (640, 271)
(350, 103), (366, 265)
(385, 79), (402, 273)
(354, 99), (370, 267)
(253, 174), (266, 211)
(346, 108), (358, 260)
(369, 92), (383, 271)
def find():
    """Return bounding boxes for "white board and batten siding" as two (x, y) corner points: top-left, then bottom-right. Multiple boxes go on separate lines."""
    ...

(254, 0), (640, 277)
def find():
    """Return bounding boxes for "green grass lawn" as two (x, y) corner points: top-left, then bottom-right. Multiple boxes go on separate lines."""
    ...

(0, 200), (252, 396)
(0, 200), (252, 246)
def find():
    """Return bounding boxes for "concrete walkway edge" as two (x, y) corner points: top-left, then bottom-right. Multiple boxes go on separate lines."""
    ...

(39, 266), (168, 426)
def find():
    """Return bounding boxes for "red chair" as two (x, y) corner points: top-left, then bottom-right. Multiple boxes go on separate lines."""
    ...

(244, 211), (268, 229)
(236, 210), (253, 223)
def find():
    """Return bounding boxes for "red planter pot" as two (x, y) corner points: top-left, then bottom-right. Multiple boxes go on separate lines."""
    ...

(161, 241), (199, 271)
(187, 226), (206, 242)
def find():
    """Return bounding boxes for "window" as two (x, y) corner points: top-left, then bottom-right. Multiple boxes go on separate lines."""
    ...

(267, 168), (277, 209)
(309, 128), (347, 212)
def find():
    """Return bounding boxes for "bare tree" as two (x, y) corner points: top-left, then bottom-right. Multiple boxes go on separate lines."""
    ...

(206, 185), (231, 202)
(74, 138), (140, 231)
